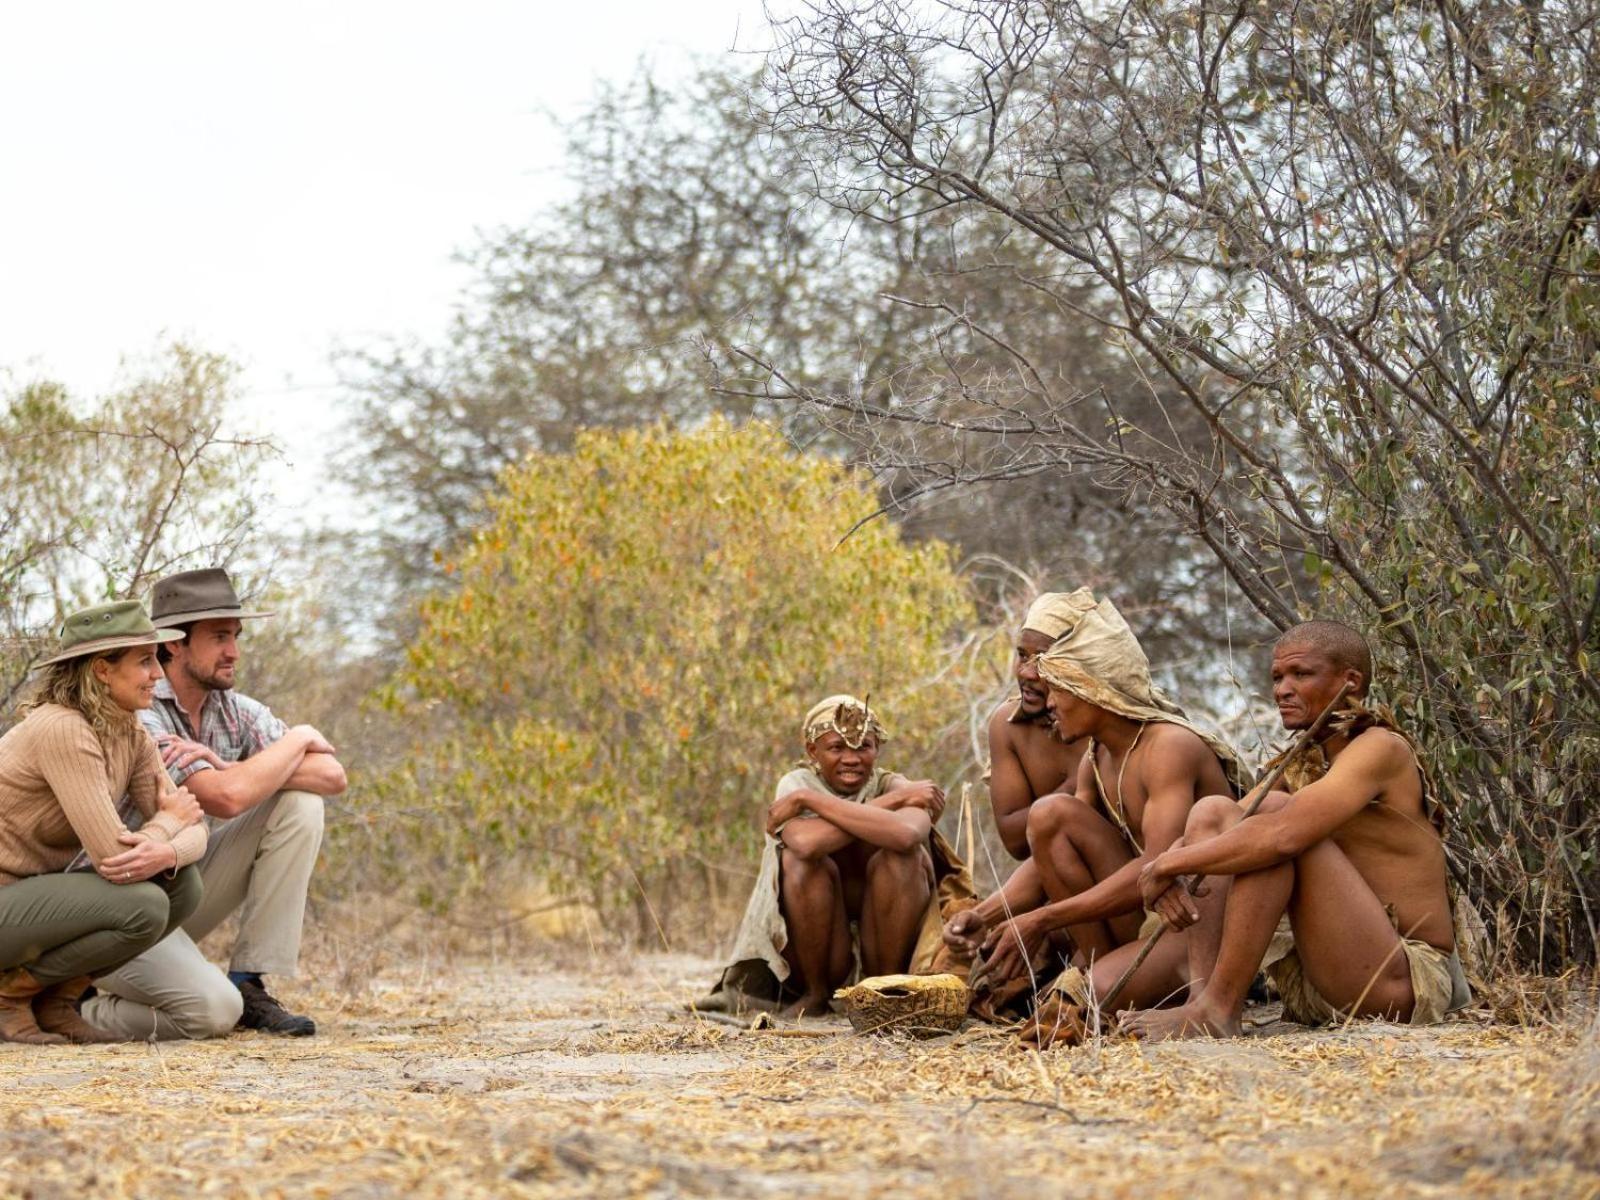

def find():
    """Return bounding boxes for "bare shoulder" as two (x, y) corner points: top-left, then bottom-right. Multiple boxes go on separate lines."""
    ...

(1142, 721), (1213, 766)
(986, 701), (1020, 749)
(1343, 726), (1418, 776)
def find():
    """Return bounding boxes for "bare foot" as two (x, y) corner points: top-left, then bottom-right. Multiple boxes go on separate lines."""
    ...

(1118, 1000), (1240, 1042)
(781, 993), (832, 1019)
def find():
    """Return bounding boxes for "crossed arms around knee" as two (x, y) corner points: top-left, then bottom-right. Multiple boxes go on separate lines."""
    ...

(767, 777), (934, 859)
(1139, 727), (1426, 908)
(170, 727), (346, 819)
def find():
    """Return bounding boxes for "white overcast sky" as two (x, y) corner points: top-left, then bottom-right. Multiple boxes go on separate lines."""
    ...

(0, 1), (768, 529)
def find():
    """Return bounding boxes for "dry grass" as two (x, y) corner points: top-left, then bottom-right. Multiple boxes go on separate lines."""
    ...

(0, 951), (1595, 1199)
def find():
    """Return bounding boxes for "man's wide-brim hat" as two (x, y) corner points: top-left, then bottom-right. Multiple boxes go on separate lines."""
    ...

(33, 600), (184, 669)
(149, 568), (273, 628)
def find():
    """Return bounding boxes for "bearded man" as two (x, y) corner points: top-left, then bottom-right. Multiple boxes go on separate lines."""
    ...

(82, 569), (345, 1039)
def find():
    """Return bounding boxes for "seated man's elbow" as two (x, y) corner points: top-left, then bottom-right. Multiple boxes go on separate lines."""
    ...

(999, 827), (1029, 860)
(322, 764), (349, 795)
(1273, 823), (1314, 859)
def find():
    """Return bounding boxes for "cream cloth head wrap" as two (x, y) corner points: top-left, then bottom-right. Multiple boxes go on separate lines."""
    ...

(802, 694), (888, 749)
(1035, 600), (1248, 789)
(1022, 588), (1098, 642)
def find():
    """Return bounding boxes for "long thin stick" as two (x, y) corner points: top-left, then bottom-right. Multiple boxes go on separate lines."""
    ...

(1096, 682), (1353, 1014)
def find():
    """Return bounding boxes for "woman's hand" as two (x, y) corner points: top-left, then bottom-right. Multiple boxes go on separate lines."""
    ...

(765, 791), (814, 837)
(157, 785), (203, 828)
(97, 833), (178, 884)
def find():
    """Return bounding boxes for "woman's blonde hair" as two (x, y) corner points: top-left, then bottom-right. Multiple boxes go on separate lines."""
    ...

(20, 650), (140, 743)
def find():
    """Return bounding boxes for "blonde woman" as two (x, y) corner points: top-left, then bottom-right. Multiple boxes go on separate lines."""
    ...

(0, 600), (208, 1043)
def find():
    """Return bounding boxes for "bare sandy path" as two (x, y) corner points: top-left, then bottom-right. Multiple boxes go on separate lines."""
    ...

(0, 952), (1594, 1198)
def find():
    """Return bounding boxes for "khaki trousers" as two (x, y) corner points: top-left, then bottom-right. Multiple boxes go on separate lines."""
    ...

(0, 867), (201, 984)
(84, 790), (324, 1040)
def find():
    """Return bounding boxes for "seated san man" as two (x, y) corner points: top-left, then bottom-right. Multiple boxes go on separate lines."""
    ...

(1121, 620), (1469, 1041)
(977, 598), (1243, 1012)
(942, 590), (1095, 962)
(697, 695), (973, 1018)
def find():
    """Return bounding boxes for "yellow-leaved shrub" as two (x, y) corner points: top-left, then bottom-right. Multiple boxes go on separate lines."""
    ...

(364, 420), (976, 937)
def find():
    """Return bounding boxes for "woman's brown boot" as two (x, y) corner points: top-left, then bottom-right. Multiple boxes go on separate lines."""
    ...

(33, 976), (122, 1044)
(0, 967), (68, 1044)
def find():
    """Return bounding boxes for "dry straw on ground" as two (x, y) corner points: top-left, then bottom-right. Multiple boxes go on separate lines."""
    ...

(0, 952), (1594, 1198)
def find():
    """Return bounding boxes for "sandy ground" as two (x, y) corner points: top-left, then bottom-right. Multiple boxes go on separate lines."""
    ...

(0, 951), (1595, 1199)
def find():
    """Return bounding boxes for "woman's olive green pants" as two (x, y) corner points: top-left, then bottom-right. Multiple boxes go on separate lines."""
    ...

(0, 867), (202, 985)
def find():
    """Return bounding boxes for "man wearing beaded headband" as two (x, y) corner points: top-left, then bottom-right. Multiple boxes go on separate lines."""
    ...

(977, 599), (1243, 1016)
(698, 694), (973, 1018)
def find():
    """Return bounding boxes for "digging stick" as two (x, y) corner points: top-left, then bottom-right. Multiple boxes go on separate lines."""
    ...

(1095, 682), (1354, 1014)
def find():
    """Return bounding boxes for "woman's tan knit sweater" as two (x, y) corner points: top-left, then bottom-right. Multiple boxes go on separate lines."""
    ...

(0, 703), (207, 886)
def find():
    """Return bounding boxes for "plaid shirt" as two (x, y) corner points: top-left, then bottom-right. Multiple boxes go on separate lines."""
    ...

(139, 676), (288, 786)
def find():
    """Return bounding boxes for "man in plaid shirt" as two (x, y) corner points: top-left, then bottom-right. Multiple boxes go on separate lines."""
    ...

(82, 568), (345, 1039)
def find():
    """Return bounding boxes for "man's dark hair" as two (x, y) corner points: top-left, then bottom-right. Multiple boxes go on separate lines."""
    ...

(1274, 620), (1373, 693)
(156, 623), (193, 666)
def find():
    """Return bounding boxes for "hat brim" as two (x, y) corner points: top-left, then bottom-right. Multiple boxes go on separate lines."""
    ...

(151, 607), (274, 628)
(32, 628), (186, 670)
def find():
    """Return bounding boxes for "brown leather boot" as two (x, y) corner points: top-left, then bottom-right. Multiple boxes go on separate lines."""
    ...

(33, 976), (122, 1044)
(0, 967), (68, 1044)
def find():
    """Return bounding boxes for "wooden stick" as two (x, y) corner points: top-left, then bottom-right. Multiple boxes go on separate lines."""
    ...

(1095, 682), (1353, 1014)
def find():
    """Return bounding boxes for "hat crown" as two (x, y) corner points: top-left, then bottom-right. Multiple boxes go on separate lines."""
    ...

(56, 600), (158, 650)
(150, 568), (244, 624)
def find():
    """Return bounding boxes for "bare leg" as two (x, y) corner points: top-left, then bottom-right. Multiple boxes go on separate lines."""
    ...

(1122, 814), (1412, 1041)
(1176, 793), (1286, 996)
(1026, 794), (1141, 962)
(1083, 928), (1193, 1015)
(778, 849), (851, 1016)
(859, 847), (934, 977)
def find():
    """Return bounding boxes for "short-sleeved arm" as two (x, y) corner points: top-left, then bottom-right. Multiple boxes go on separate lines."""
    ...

(233, 694), (288, 758)
(33, 716), (146, 870)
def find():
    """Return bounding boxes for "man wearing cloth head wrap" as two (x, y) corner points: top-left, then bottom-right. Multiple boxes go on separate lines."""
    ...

(941, 590), (1094, 969)
(979, 598), (1245, 1013)
(697, 695), (974, 1018)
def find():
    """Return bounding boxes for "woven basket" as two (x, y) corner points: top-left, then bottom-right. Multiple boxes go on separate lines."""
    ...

(832, 973), (969, 1037)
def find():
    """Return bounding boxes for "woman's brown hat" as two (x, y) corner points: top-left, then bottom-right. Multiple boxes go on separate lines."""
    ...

(149, 568), (274, 627)
(33, 600), (184, 669)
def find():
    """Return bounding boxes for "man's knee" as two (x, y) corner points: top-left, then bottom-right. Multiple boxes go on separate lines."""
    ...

(167, 973), (245, 1039)
(865, 845), (930, 891)
(1253, 790), (1293, 815)
(1185, 794), (1242, 838)
(269, 790), (325, 844)
(780, 846), (838, 882)
(1026, 792), (1093, 854)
